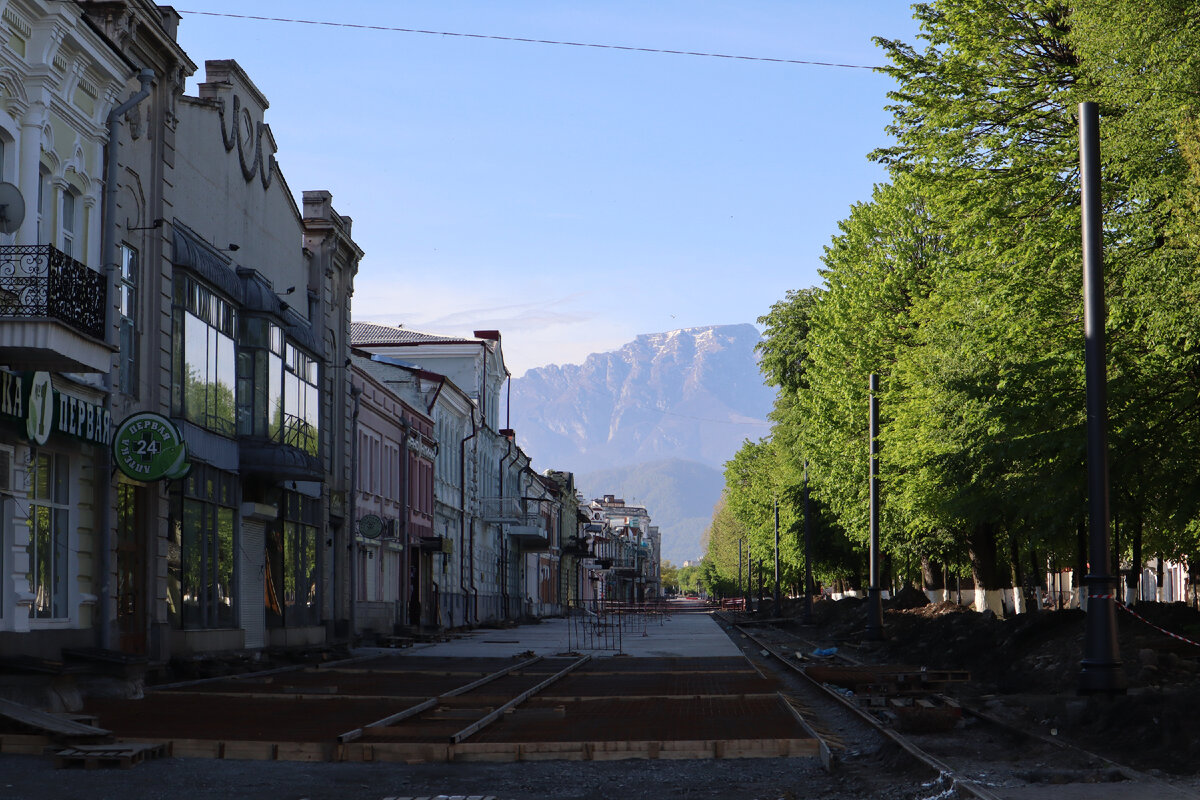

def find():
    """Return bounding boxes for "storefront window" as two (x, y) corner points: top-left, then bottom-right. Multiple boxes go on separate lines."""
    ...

(27, 451), (68, 619)
(266, 492), (320, 628)
(168, 464), (236, 628)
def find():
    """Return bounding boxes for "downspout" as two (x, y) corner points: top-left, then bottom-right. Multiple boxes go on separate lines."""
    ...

(398, 415), (411, 630)
(459, 412), (477, 625)
(348, 385), (363, 640)
(97, 68), (155, 651)
(499, 436), (514, 620)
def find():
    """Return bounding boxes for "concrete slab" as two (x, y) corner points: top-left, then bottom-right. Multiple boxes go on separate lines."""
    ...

(365, 610), (741, 660)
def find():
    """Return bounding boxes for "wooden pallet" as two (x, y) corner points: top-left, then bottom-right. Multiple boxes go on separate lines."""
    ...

(55, 742), (168, 770)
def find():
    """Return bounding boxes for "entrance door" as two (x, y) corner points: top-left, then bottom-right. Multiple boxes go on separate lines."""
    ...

(116, 484), (146, 654)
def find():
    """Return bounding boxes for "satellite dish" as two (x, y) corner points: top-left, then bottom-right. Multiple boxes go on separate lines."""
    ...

(358, 514), (384, 540)
(0, 183), (25, 235)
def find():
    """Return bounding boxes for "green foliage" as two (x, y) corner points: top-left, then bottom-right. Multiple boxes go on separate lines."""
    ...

(715, 0), (1200, 593)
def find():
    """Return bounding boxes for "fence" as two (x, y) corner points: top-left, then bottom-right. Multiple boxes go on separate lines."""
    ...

(565, 600), (671, 652)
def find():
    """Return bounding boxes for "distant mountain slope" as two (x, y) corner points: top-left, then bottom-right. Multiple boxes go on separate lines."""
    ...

(507, 323), (774, 562)
(576, 459), (724, 566)
(509, 324), (774, 475)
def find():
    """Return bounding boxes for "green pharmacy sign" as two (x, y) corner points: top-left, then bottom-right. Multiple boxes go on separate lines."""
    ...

(112, 412), (191, 482)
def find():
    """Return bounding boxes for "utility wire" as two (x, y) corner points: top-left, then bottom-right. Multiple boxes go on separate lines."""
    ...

(177, 10), (881, 70)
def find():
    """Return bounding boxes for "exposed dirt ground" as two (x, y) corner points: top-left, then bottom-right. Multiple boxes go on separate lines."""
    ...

(781, 591), (1200, 776)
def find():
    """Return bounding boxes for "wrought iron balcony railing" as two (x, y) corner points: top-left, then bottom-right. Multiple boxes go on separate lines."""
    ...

(0, 245), (106, 340)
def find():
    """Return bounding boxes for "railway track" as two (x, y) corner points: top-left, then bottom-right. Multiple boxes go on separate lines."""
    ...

(716, 612), (1198, 799)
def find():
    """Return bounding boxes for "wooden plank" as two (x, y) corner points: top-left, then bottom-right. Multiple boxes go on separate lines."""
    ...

(450, 655), (591, 744)
(0, 734), (52, 754)
(441, 655), (544, 697)
(0, 698), (111, 738)
(337, 698), (438, 743)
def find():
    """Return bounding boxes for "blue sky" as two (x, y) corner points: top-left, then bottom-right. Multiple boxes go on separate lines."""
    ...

(173, 2), (923, 375)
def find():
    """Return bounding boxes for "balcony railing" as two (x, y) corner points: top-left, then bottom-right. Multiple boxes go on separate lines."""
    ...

(481, 496), (523, 523)
(0, 245), (106, 339)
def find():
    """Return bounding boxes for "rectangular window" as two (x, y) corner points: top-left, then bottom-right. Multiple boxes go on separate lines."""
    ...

(61, 192), (75, 257)
(167, 464), (236, 629)
(27, 451), (68, 619)
(279, 343), (319, 454)
(118, 244), (139, 396)
(172, 276), (236, 437)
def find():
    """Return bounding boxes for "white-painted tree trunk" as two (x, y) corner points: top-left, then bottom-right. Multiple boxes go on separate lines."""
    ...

(1011, 588), (1026, 614)
(1077, 586), (1088, 612)
(1124, 582), (1137, 606)
(974, 588), (1007, 616)
(924, 589), (940, 604)
(1034, 587), (1044, 610)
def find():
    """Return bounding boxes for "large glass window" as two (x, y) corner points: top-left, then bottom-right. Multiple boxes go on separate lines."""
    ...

(283, 343), (319, 455)
(27, 451), (68, 619)
(266, 492), (320, 627)
(172, 276), (236, 436)
(237, 319), (318, 453)
(118, 244), (139, 396)
(167, 464), (236, 628)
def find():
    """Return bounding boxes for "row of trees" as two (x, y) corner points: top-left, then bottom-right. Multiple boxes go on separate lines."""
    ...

(700, 1), (1200, 610)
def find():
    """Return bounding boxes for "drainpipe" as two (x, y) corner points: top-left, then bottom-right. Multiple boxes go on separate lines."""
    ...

(459, 412), (477, 625)
(348, 385), (363, 641)
(398, 415), (411, 630)
(96, 68), (155, 652)
(499, 436), (514, 620)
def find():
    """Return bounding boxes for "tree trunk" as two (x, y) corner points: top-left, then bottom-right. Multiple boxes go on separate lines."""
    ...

(967, 523), (1004, 615)
(1157, 556), (1164, 602)
(1008, 532), (1025, 614)
(1028, 543), (1042, 613)
(1126, 517), (1142, 606)
(921, 554), (947, 603)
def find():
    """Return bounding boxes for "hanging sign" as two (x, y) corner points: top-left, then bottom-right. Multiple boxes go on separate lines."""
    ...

(112, 412), (191, 481)
(358, 514), (384, 539)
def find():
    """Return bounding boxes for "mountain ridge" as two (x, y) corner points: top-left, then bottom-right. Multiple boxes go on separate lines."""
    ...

(507, 323), (775, 562)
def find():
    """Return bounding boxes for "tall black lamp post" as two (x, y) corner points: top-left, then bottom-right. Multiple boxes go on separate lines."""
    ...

(1078, 100), (1126, 694)
(802, 460), (814, 625)
(773, 497), (782, 616)
(865, 373), (885, 641)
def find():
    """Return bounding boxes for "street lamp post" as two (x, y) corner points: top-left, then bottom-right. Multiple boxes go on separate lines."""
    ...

(1078, 100), (1125, 694)
(865, 373), (885, 641)
(803, 460), (814, 625)
(738, 538), (744, 611)
(773, 497), (782, 616)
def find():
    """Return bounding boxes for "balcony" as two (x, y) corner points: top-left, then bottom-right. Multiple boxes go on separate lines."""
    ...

(0, 245), (111, 373)
(481, 496), (523, 523)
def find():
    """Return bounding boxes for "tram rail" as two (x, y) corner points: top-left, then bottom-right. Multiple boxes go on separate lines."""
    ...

(717, 611), (1197, 799)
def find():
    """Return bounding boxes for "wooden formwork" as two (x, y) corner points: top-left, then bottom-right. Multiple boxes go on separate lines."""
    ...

(107, 736), (817, 764)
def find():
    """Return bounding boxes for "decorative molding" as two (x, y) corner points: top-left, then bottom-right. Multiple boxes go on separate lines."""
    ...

(2, 7), (31, 40)
(216, 94), (276, 190)
(77, 73), (98, 101)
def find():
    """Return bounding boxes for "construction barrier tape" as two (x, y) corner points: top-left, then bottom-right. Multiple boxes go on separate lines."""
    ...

(1115, 602), (1200, 648)
(1088, 594), (1115, 600)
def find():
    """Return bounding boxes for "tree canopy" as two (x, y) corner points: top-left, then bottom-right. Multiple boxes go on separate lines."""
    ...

(703, 0), (1200, 606)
